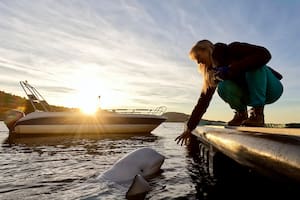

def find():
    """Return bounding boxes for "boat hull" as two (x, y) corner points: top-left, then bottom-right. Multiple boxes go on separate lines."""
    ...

(11, 111), (166, 135)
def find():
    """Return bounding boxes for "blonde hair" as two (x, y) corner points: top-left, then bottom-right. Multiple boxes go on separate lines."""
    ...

(189, 40), (217, 93)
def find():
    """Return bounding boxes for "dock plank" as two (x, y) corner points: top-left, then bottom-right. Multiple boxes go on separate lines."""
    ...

(193, 125), (300, 182)
(225, 126), (300, 136)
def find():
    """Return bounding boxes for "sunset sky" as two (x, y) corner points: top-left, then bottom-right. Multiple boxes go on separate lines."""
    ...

(0, 0), (299, 123)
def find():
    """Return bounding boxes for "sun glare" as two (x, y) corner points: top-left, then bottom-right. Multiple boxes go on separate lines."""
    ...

(76, 89), (99, 115)
(80, 103), (98, 115)
(66, 76), (128, 114)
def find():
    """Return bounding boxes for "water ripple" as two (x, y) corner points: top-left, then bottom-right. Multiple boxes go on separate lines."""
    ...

(1, 122), (298, 200)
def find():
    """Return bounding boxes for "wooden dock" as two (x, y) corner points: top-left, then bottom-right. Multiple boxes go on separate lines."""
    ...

(192, 125), (300, 182)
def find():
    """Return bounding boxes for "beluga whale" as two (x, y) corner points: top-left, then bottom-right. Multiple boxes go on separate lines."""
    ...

(97, 147), (165, 199)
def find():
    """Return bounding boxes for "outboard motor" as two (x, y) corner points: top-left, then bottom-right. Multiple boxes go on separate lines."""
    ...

(4, 109), (25, 132)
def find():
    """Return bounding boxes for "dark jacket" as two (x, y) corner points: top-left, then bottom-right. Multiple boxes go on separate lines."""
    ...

(186, 42), (282, 130)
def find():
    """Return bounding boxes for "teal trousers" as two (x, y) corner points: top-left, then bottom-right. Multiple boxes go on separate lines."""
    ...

(217, 65), (283, 111)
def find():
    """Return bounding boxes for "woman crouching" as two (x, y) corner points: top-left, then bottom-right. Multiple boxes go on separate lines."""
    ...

(176, 40), (283, 145)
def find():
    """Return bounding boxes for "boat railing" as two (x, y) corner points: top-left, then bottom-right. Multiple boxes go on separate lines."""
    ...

(20, 81), (51, 112)
(106, 106), (167, 116)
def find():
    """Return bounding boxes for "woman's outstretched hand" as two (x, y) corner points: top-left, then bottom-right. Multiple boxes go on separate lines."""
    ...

(175, 129), (192, 146)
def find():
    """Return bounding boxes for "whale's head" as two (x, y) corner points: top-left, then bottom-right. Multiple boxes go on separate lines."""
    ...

(101, 147), (165, 183)
(125, 147), (165, 178)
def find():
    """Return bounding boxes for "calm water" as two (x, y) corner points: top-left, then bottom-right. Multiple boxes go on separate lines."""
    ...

(0, 122), (298, 200)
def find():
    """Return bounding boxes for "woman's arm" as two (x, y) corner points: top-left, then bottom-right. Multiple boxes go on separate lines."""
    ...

(186, 86), (216, 131)
(175, 86), (216, 145)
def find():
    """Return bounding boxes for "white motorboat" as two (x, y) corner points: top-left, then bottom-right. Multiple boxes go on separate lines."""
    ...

(5, 81), (167, 135)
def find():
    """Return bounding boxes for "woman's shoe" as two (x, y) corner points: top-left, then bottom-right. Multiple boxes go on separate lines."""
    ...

(242, 107), (265, 127)
(227, 110), (248, 126)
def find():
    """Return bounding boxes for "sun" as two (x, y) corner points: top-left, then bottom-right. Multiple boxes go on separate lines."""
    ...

(61, 66), (132, 113)
(76, 90), (100, 115)
(80, 102), (98, 114)
(67, 78), (127, 114)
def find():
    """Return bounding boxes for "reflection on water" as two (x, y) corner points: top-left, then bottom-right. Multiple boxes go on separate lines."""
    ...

(1, 122), (194, 200)
(0, 122), (299, 200)
(5, 133), (154, 143)
(2, 132), (159, 160)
